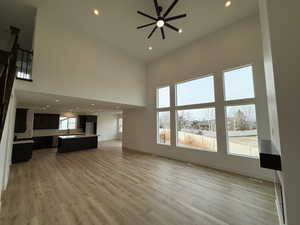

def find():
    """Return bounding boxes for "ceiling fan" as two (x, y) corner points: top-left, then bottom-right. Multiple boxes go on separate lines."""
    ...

(137, 0), (187, 40)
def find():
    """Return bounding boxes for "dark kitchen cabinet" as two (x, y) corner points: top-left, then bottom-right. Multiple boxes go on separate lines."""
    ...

(14, 108), (27, 133)
(79, 116), (86, 131)
(33, 113), (59, 129)
(86, 116), (97, 123)
(33, 136), (54, 149)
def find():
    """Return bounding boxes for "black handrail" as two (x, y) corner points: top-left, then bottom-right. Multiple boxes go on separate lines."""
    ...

(16, 47), (33, 81)
(0, 26), (20, 140)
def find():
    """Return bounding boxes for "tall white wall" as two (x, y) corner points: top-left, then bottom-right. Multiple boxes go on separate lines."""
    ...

(124, 16), (273, 181)
(0, 89), (16, 208)
(15, 2), (146, 107)
(97, 112), (118, 141)
(259, 1), (300, 224)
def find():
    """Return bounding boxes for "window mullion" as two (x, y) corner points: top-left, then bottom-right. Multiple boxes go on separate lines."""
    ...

(170, 84), (176, 147)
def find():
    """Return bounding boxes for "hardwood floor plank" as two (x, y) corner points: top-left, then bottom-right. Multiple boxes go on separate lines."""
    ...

(0, 141), (279, 225)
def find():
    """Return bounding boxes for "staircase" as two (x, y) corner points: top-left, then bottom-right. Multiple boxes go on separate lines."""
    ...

(0, 26), (20, 141)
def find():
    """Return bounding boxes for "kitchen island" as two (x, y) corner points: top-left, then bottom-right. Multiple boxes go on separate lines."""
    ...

(57, 135), (98, 153)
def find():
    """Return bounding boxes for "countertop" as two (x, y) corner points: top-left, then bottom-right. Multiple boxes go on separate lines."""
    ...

(33, 133), (85, 138)
(58, 135), (98, 139)
(13, 140), (34, 144)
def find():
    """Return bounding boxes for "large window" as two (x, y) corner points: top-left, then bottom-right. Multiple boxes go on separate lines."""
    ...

(175, 75), (217, 151)
(176, 76), (215, 106)
(157, 86), (170, 108)
(177, 108), (217, 151)
(158, 111), (171, 145)
(59, 117), (77, 130)
(224, 65), (255, 101)
(223, 65), (259, 158)
(225, 105), (258, 157)
(155, 65), (260, 158)
(156, 86), (171, 145)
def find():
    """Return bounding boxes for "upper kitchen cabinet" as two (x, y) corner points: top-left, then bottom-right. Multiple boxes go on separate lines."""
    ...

(33, 113), (59, 129)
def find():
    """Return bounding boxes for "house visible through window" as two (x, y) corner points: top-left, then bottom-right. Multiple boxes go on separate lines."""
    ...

(59, 117), (77, 130)
(223, 65), (259, 158)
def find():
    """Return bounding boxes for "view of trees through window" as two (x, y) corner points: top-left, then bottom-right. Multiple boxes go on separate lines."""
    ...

(226, 105), (258, 157)
(158, 111), (170, 145)
(177, 108), (217, 151)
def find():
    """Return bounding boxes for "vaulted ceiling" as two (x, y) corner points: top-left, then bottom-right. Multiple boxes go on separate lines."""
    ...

(0, 0), (258, 62)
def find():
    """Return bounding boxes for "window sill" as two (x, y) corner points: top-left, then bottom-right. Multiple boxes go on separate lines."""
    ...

(16, 77), (33, 82)
(177, 144), (217, 153)
(157, 143), (171, 147)
(227, 152), (259, 160)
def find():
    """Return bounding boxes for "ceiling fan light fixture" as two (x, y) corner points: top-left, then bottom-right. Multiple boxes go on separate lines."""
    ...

(93, 9), (100, 16)
(156, 20), (165, 28)
(178, 28), (183, 34)
(137, 0), (187, 40)
(225, 1), (232, 8)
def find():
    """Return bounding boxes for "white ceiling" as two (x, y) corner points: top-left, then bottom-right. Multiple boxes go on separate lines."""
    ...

(16, 90), (132, 113)
(0, 0), (259, 62)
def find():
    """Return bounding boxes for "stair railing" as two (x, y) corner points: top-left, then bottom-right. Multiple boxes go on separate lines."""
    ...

(0, 26), (20, 141)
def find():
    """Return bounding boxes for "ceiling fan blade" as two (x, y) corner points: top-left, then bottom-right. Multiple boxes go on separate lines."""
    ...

(160, 28), (165, 39)
(148, 26), (157, 39)
(165, 14), (187, 22)
(154, 0), (160, 17)
(163, 0), (179, 18)
(137, 22), (156, 29)
(165, 23), (179, 32)
(137, 11), (157, 21)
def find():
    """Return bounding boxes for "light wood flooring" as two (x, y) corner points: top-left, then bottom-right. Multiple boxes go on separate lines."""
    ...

(0, 141), (279, 225)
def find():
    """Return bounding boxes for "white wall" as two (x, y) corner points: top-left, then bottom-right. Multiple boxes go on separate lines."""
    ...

(15, 2), (146, 107)
(259, 1), (300, 224)
(123, 16), (273, 181)
(0, 88), (16, 208)
(97, 112), (118, 141)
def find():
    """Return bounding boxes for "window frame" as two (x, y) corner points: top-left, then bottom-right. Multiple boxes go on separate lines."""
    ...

(174, 74), (218, 152)
(157, 110), (171, 146)
(222, 64), (260, 159)
(175, 74), (216, 107)
(59, 117), (77, 130)
(156, 85), (171, 109)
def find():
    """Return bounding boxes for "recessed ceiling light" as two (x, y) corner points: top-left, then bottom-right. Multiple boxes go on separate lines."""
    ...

(156, 20), (165, 28)
(148, 46), (153, 51)
(91, 103), (95, 106)
(93, 9), (99, 16)
(225, 1), (232, 8)
(55, 99), (60, 102)
(46, 105), (50, 108)
(178, 28), (183, 34)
